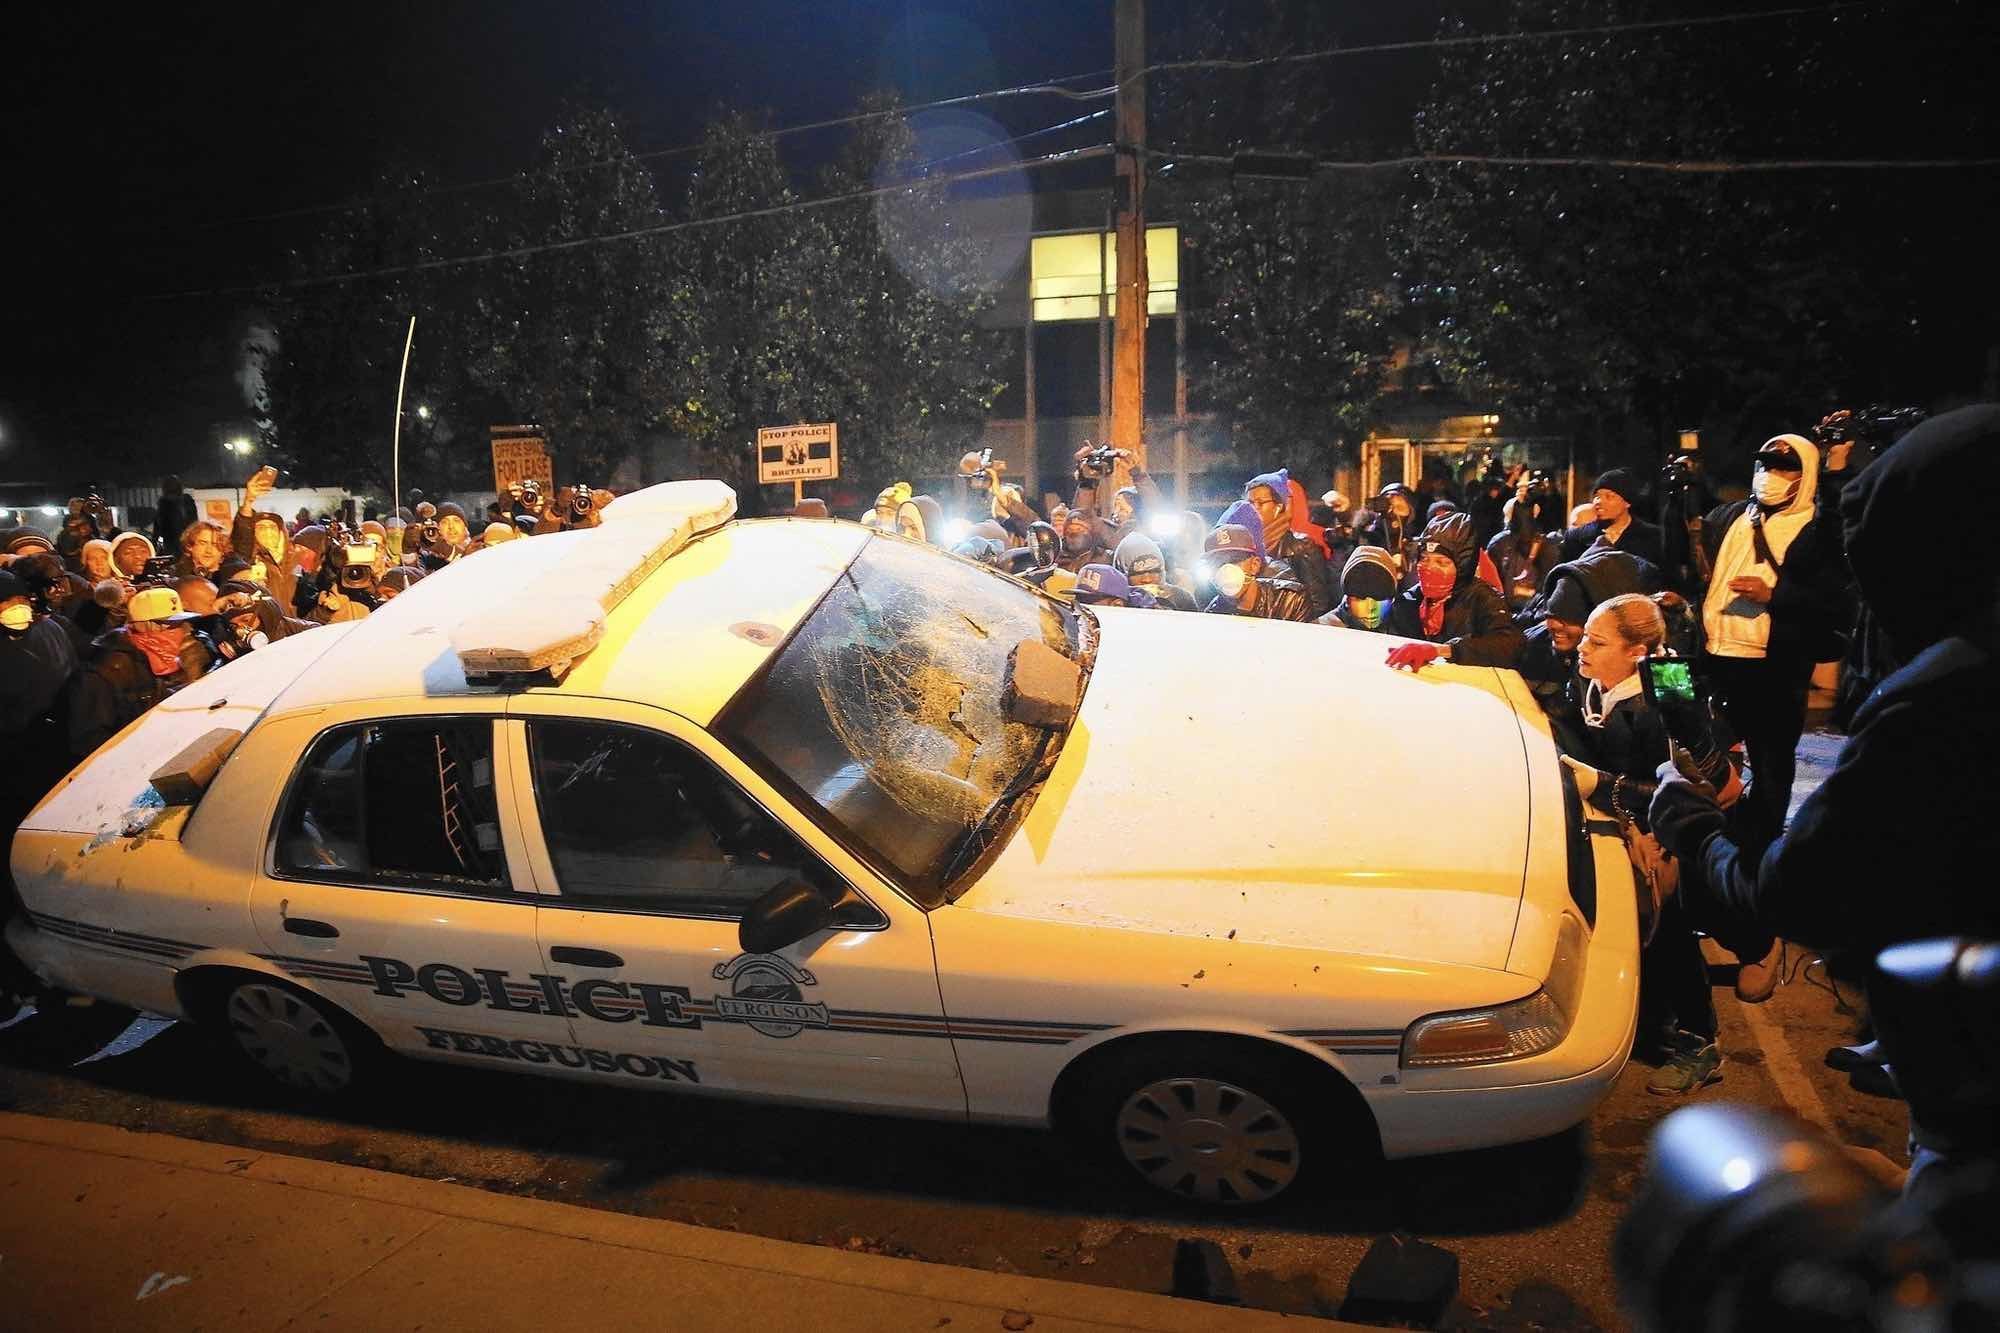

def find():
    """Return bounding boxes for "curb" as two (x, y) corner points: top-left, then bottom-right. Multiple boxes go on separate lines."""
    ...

(0, 1111), (1350, 1330)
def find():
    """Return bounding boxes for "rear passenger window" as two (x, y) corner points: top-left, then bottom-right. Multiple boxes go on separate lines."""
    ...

(276, 720), (507, 892)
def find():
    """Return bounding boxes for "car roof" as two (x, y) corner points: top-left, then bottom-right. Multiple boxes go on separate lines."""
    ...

(266, 517), (869, 726)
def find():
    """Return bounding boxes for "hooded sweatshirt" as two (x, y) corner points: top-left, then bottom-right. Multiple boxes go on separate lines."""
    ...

(1700, 434), (1847, 663)
(893, 495), (946, 545)
(1667, 405), (2000, 1155)
(1383, 511), (1524, 666)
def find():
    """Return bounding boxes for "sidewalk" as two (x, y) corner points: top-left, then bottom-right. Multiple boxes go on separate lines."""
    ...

(0, 1112), (1347, 1332)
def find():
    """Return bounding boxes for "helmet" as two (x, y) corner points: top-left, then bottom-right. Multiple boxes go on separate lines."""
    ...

(1026, 521), (1059, 570)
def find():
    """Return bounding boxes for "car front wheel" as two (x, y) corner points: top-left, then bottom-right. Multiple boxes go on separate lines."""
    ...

(1085, 1041), (1331, 1207)
(215, 977), (370, 1095)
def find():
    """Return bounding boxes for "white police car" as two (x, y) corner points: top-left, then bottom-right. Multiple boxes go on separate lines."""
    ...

(8, 481), (1637, 1207)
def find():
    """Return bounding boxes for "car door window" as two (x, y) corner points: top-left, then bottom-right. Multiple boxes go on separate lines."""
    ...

(275, 719), (508, 893)
(527, 719), (862, 921)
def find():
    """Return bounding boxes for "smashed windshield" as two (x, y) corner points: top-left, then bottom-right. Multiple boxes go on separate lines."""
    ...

(717, 535), (1080, 904)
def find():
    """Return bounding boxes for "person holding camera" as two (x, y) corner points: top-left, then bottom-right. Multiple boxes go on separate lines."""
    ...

(231, 466), (305, 613)
(1693, 434), (1850, 845)
(1652, 405), (2000, 1195)
(1556, 594), (1750, 1093)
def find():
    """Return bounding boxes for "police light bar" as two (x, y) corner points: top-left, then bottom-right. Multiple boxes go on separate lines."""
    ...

(452, 482), (736, 683)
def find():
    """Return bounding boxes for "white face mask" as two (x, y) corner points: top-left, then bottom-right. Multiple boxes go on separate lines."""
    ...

(1752, 469), (1799, 508)
(0, 604), (33, 632)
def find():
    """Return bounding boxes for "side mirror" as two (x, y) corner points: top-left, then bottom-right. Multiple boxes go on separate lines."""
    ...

(739, 879), (833, 955)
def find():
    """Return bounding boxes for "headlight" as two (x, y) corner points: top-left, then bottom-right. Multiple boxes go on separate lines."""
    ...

(1401, 914), (1588, 1068)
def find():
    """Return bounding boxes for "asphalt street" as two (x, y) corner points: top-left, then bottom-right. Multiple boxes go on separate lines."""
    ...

(0, 733), (1901, 1331)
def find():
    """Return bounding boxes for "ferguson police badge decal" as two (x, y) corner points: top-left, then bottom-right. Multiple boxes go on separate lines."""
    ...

(711, 953), (829, 1038)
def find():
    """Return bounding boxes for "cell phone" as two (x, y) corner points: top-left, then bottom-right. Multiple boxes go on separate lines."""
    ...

(1639, 655), (1698, 708)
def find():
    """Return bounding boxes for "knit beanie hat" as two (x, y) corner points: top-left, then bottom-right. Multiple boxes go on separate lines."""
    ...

(1591, 468), (1641, 505)
(1546, 574), (1592, 624)
(1340, 546), (1399, 600)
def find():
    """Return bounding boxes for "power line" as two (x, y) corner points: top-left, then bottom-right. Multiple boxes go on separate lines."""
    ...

(1132, 2), (1879, 87)
(198, 70), (1114, 231)
(1151, 147), (2000, 174)
(150, 144), (1113, 301)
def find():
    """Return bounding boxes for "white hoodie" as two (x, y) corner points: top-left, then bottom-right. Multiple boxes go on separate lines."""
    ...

(1702, 434), (1820, 659)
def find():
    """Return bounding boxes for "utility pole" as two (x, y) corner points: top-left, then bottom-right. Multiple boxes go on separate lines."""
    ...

(1110, 0), (1147, 472)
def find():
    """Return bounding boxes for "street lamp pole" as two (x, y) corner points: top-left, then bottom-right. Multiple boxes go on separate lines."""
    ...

(391, 316), (416, 518)
(1110, 0), (1148, 473)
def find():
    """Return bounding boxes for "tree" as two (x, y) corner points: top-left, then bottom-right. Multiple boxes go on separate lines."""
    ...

(467, 105), (684, 484)
(1402, 0), (2000, 461)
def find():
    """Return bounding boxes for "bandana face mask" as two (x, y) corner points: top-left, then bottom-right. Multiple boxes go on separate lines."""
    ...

(1417, 563), (1457, 601)
(1347, 596), (1385, 629)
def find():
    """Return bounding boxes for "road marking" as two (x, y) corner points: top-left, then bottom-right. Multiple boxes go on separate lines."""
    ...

(1734, 989), (1837, 1135)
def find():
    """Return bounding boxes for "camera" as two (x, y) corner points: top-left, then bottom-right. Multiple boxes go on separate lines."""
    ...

(959, 448), (996, 491)
(140, 555), (178, 581)
(1617, 938), (2000, 1332)
(568, 484), (595, 520)
(1638, 650), (1733, 792)
(1076, 443), (1123, 481)
(416, 519), (441, 548)
(1813, 405), (1926, 449)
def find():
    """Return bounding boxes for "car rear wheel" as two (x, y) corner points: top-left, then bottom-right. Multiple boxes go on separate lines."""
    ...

(1083, 1040), (1334, 1207)
(216, 977), (369, 1095)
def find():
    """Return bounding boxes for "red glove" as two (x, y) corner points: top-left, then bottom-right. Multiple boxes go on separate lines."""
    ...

(1384, 642), (1444, 672)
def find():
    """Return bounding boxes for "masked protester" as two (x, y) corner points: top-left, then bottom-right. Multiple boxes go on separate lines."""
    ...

(70, 585), (215, 756)
(1317, 546), (1398, 633)
(1245, 469), (1334, 619)
(1073, 562), (1154, 609)
(1651, 405), (2000, 1198)
(1354, 483), (1422, 579)
(893, 495), (946, 545)
(1691, 434), (1849, 844)
(1383, 512), (1525, 670)
(1056, 507), (1111, 572)
(1201, 524), (1311, 621)
(1113, 532), (1196, 610)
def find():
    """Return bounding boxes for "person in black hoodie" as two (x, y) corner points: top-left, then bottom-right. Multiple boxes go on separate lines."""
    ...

(1354, 483), (1422, 581)
(1557, 468), (1666, 568)
(1, 568), (80, 1010)
(1382, 511), (1524, 669)
(1651, 403), (2000, 1196)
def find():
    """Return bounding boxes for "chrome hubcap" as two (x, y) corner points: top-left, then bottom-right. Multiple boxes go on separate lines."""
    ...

(226, 983), (352, 1092)
(1115, 1076), (1301, 1205)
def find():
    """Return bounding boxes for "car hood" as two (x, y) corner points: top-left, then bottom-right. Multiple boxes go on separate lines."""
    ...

(955, 608), (1531, 972)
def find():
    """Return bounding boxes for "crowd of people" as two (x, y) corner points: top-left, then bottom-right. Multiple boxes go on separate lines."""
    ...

(5, 408), (1995, 1177)
(860, 415), (1968, 1105)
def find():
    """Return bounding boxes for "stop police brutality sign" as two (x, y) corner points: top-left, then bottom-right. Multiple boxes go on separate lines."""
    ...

(756, 423), (838, 484)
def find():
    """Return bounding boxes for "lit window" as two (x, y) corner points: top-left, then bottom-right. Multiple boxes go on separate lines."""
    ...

(1030, 226), (1178, 321)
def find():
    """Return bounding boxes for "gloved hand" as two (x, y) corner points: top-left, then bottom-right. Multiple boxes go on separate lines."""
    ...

(1648, 759), (1727, 861)
(1384, 642), (1444, 672)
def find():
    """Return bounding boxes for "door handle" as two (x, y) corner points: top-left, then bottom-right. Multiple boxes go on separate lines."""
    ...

(549, 946), (624, 969)
(282, 917), (340, 939)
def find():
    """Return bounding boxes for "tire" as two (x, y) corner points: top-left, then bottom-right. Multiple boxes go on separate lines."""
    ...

(1080, 1038), (1339, 1208)
(206, 974), (376, 1097)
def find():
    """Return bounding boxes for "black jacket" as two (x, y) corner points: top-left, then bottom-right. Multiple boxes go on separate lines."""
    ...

(1384, 512), (1524, 666)
(1268, 529), (1333, 621)
(1656, 405), (2000, 1153)
(69, 629), (214, 757)
(1699, 499), (1850, 667)
(1558, 515), (1666, 569)
(153, 492), (198, 555)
